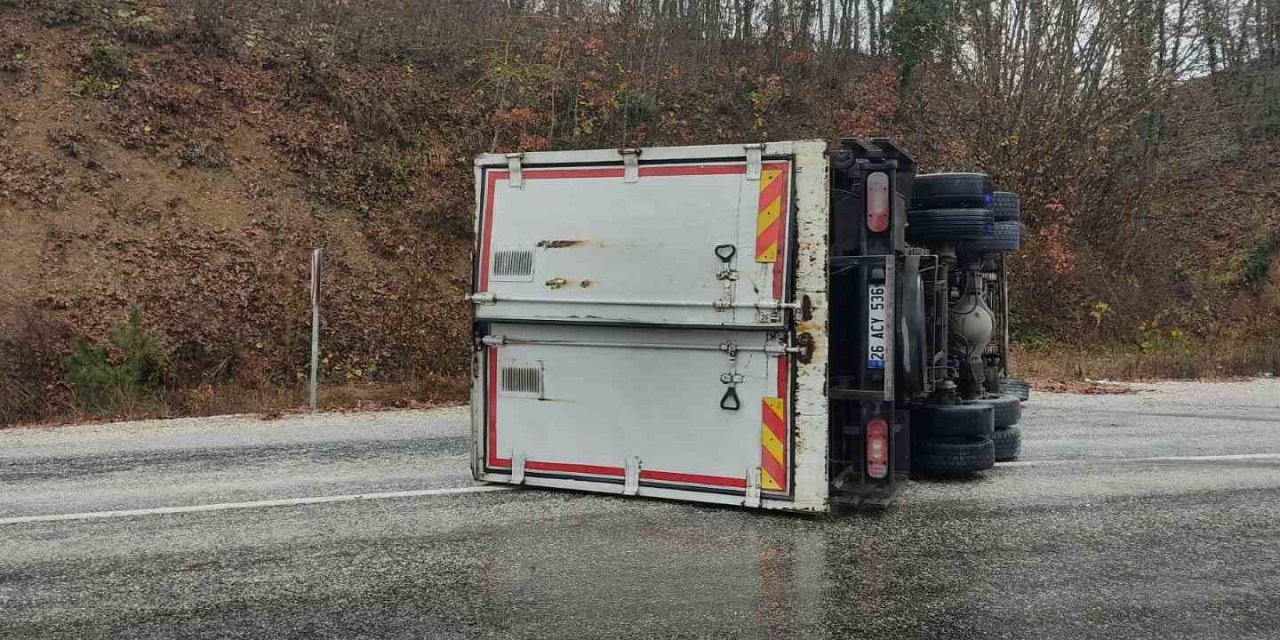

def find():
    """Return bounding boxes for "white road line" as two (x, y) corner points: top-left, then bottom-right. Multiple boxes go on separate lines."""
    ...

(0, 485), (513, 526)
(998, 453), (1280, 468)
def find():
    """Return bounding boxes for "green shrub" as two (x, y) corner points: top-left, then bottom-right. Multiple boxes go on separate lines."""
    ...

(1011, 326), (1052, 350)
(623, 90), (658, 127)
(1257, 97), (1280, 139)
(1242, 232), (1279, 288)
(1137, 324), (1193, 355)
(64, 306), (167, 414)
(0, 42), (30, 73)
(84, 45), (130, 80)
(74, 44), (131, 97)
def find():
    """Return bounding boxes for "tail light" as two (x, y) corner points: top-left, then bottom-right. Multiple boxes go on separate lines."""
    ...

(867, 172), (890, 233)
(866, 417), (889, 479)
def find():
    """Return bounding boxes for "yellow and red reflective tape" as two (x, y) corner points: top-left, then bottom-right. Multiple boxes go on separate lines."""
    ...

(755, 167), (787, 263)
(761, 397), (787, 491)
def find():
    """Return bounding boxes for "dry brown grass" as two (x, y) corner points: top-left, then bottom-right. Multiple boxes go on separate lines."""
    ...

(3, 376), (468, 428)
(318, 375), (468, 411)
(1012, 340), (1280, 382)
(1031, 380), (1138, 394)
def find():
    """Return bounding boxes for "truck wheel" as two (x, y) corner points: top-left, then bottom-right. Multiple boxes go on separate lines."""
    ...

(912, 437), (995, 473)
(906, 208), (994, 246)
(909, 402), (994, 438)
(992, 191), (1021, 221)
(958, 220), (1021, 256)
(992, 426), (1022, 461)
(999, 378), (1031, 402)
(968, 394), (1021, 428)
(910, 173), (993, 210)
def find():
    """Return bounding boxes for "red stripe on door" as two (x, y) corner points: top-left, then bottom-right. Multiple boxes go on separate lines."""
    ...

(640, 470), (749, 488)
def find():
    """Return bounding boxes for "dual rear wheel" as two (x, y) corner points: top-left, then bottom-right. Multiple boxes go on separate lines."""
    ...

(907, 173), (1023, 256)
(910, 393), (1023, 473)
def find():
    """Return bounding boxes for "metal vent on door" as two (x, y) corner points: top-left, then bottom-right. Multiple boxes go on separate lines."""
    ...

(492, 248), (535, 281)
(500, 364), (543, 397)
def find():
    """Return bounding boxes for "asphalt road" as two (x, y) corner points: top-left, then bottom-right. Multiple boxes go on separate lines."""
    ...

(2, 380), (1279, 639)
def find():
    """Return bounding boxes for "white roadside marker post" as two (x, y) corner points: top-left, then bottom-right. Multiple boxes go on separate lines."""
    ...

(310, 248), (323, 411)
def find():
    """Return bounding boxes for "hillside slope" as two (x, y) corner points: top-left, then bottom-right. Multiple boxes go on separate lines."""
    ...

(0, 3), (479, 421)
(1, 0), (1278, 424)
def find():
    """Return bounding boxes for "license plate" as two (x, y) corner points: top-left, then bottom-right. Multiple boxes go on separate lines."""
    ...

(867, 284), (887, 369)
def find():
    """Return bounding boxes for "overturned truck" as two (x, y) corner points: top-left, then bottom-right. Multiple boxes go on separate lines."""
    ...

(468, 139), (1028, 513)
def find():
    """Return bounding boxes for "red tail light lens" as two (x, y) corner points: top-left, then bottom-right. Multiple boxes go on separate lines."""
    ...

(867, 172), (890, 233)
(866, 417), (888, 479)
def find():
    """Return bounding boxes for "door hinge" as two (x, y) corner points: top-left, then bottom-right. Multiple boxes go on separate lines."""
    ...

(796, 332), (815, 364)
(468, 292), (496, 305)
(506, 152), (524, 188)
(744, 143), (764, 181)
(623, 456), (641, 496)
(621, 148), (640, 183)
(744, 467), (762, 508)
(511, 453), (526, 485)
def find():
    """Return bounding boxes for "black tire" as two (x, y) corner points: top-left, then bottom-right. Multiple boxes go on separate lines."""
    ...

(999, 378), (1031, 402)
(910, 402), (994, 438)
(910, 173), (993, 210)
(967, 394), (1021, 428)
(906, 208), (995, 246)
(912, 437), (996, 473)
(992, 191), (1021, 221)
(959, 220), (1021, 256)
(992, 426), (1022, 461)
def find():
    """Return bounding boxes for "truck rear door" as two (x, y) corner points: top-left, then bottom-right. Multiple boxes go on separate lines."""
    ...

(470, 142), (830, 512)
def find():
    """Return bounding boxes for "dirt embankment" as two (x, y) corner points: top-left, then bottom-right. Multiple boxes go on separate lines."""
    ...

(1, 3), (475, 423)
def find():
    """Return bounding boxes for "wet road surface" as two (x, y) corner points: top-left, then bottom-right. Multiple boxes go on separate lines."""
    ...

(2, 381), (1278, 639)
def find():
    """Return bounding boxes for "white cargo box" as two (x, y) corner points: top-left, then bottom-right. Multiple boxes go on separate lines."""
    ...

(471, 141), (831, 512)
